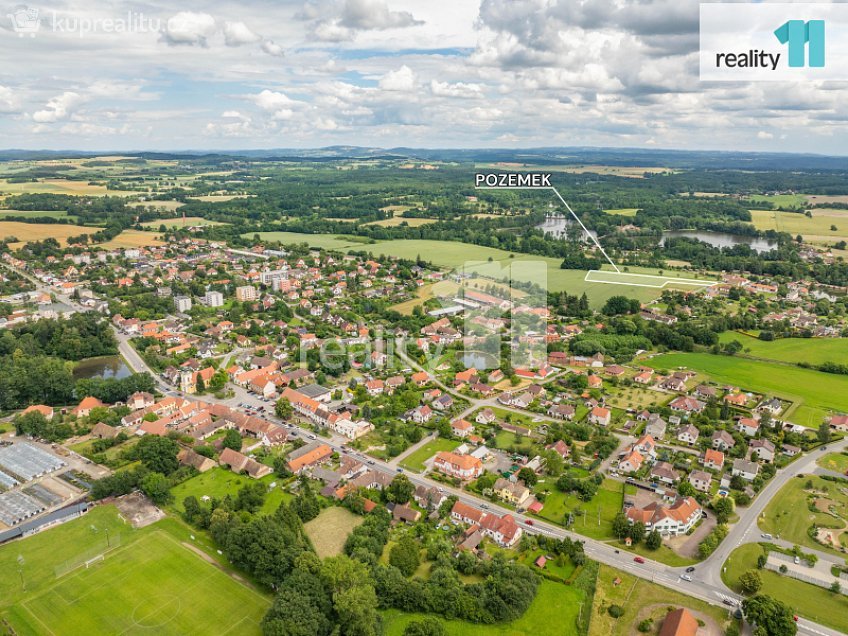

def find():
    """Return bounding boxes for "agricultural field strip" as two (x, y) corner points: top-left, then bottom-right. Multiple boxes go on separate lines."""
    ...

(585, 270), (717, 288)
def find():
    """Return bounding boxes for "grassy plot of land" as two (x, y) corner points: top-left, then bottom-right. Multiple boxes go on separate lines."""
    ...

(381, 579), (585, 636)
(749, 208), (848, 243)
(0, 210), (74, 220)
(603, 208), (639, 216)
(722, 543), (848, 633)
(818, 452), (848, 474)
(718, 332), (848, 366)
(591, 564), (731, 636)
(188, 194), (254, 202)
(0, 221), (98, 247)
(8, 530), (268, 636)
(532, 479), (625, 540)
(400, 437), (461, 472)
(98, 230), (167, 249)
(389, 280), (460, 315)
(142, 217), (227, 229)
(759, 474), (848, 556)
(129, 200), (185, 211)
(246, 231), (374, 251)
(171, 467), (292, 516)
(647, 352), (848, 426)
(303, 506), (364, 559)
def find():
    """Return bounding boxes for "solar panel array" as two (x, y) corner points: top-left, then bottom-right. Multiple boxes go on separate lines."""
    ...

(0, 443), (66, 481)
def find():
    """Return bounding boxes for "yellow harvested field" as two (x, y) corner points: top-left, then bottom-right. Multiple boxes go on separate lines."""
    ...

(806, 195), (848, 205)
(98, 230), (166, 249)
(0, 178), (136, 196)
(0, 221), (97, 247)
(749, 208), (848, 243)
(365, 217), (435, 227)
(129, 200), (185, 211)
(188, 194), (254, 202)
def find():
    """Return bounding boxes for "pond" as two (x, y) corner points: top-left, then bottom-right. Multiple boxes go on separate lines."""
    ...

(73, 356), (132, 380)
(661, 230), (777, 254)
(459, 351), (500, 370)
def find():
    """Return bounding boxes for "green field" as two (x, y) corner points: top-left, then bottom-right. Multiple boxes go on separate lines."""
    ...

(603, 208), (638, 216)
(142, 217), (226, 229)
(246, 231), (374, 251)
(719, 332), (848, 366)
(399, 437), (461, 472)
(8, 530), (267, 635)
(749, 208), (848, 243)
(171, 467), (291, 515)
(0, 209), (74, 220)
(381, 579), (585, 636)
(303, 507), (363, 559)
(746, 193), (809, 209)
(722, 543), (848, 633)
(591, 564), (731, 636)
(818, 452), (848, 474)
(647, 352), (848, 426)
(760, 474), (848, 556)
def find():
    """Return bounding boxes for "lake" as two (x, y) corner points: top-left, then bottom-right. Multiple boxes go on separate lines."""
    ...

(73, 356), (132, 380)
(661, 230), (777, 254)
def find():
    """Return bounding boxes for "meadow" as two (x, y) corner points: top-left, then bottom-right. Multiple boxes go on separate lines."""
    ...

(364, 217), (435, 227)
(142, 217), (226, 229)
(0, 178), (136, 197)
(746, 193), (809, 209)
(722, 543), (848, 633)
(170, 467), (292, 516)
(749, 208), (848, 243)
(718, 331), (848, 366)
(647, 352), (848, 426)
(381, 579), (585, 636)
(0, 210), (74, 220)
(303, 506), (363, 559)
(603, 208), (638, 216)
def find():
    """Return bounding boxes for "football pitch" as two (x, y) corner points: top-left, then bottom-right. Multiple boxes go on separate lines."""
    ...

(7, 530), (268, 636)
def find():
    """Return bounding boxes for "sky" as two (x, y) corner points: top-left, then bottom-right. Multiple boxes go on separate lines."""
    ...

(1, 0), (848, 153)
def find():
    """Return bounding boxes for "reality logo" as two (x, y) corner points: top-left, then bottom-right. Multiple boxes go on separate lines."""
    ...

(7, 4), (39, 37)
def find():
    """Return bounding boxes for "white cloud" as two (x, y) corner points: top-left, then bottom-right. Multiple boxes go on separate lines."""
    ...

(247, 89), (298, 120)
(757, 131), (774, 140)
(339, 0), (423, 30)
(224, 21), (261, 46)
(0, 86), (22, 113)
(430, 80), (484, 99)
(32, 92), (85, 123)
(162, 12), (217, 47)
(261, 40), (285, 57)
(379, 65), (416, 91)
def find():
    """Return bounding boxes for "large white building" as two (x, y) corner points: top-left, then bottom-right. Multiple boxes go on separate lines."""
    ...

(235, 285), (257, 302)
(204, 290), (224, 307)
(174, 295), (192, 312)
(625, 496), (703, 536)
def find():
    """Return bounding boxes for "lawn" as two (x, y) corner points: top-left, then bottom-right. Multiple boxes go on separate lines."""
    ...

(719, 331), (848, 366)
(591, 564), (731, 636)
(303, 506), (364, 559)
(246, 231), (374, 251)
(533, 479), (625, 540)
(171, 467), (292, 516)
(400, 438), (461, 472)
(603, 208), (638, 216)
(647, 352), (848, 426)
(7, 530), (268, 636)
(722, 543), (848, 633)
(760, 474), (848, 556)
(364, 217), (436, 228)
(389, 280), (460, 315)
(381, 579), (585, 636)
(749, 208), (848, 243)
(98, 229), (167, 249)
(818, 452), (848, 474)
(0, 209), (74, 220)
(0, 221), (98, 247)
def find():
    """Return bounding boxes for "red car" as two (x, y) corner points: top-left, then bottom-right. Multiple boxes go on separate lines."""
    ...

(524, 519), (534, 526)
(633, 557), (645, 564)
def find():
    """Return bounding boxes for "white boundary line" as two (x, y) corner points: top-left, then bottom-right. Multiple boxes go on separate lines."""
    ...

(585, 270), (717, 289)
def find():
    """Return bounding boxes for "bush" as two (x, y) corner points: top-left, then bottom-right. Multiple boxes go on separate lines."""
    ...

(637, 618), (652, 632)
(608, 604), (624, 618)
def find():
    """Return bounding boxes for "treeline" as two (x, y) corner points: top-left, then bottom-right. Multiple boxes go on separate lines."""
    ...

(0, 313), (116, 360)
